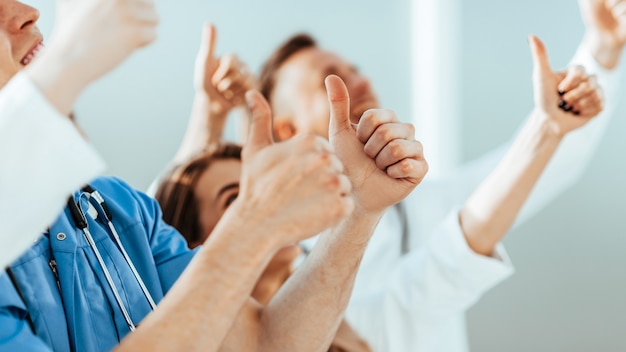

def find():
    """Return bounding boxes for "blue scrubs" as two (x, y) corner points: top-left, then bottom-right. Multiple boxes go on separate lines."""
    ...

(0, 177), (198, 352)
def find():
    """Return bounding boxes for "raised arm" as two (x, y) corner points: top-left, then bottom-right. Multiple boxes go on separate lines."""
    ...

(460, 36), (604, 256)
(217, 76), (427, 351)
(118, 89), (353, 352)
(405, 0), (626, 241)
(0, 0), (157, 268)
(173, 23), (257, 164)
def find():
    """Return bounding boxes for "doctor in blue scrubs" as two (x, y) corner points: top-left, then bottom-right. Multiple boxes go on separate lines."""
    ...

(0, 2), (430, 351)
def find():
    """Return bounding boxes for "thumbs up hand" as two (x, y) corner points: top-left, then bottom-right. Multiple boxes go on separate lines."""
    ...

(529, 35), (604, 138)
(232, 90), (354, 246)
(326, 75), (427, 215)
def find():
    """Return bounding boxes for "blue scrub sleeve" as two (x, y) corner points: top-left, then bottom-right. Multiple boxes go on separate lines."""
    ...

(122, 178), (199, 293)
(0, 274), (51, 352)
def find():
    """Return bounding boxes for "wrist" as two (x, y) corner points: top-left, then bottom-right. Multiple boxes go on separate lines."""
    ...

(195, 90), (232, 117)
(584, 32), (625, 70)
(25, 47), (85, 116)
(216, 200), (285, 251)
(530, 108), (566, 142)
(352, 203), (385, 220)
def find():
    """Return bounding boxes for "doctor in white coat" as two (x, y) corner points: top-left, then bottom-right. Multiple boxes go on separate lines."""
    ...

(164, 0), (625, 351)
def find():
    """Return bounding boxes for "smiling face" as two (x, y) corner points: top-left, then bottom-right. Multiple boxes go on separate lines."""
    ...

(269, 46), (379, 140)
(0, 0), (42, 87)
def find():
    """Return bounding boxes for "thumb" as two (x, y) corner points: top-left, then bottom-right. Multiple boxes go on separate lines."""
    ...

(528, 35), (552, 77)
(198, 23), (217, 69)
(244, 90), (274, 155)
(325, 75), (352, 135)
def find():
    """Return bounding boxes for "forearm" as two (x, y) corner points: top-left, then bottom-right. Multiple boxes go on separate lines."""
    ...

(172, 92), (229, 164)
(257, 209), (382, 351)
(25, 47), (85, 117)
(510, 36), (622, 227)
(460, 110), (562, 256)
(117, 210), (277, 352)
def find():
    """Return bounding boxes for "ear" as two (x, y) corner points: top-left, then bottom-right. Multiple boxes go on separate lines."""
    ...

(273, 116), (298, 142)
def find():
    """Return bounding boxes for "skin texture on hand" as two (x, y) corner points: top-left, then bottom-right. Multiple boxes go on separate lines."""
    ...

(325, 75), (428, 215)
(579, 0), (626, 69)
(234, 90), (354, 245)
(217, 75), (427, 352)
(173, 23), (258, 164)
(530, 36), (603, 138)
(117, 88), (354, 352)
(26, 0), (159, 116)
(459, 36), (605, 256)
(195, 24), (258, 115)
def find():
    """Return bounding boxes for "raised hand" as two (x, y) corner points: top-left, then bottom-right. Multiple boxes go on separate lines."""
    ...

(52, 0), (158, 86)
(231, 90), (354, 246)
(26, 0), (159, 114)
(529, 35), (603, 137)
(325, 75), (427, 214)
(579, 0), (626, 68)
(194, 23), (258, 116)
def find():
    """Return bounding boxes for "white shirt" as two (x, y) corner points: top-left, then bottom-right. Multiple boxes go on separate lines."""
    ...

(0, 72), (105, 268)
(305, 44), (621, 352)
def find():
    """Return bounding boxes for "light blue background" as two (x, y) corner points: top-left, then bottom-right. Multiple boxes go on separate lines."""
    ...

(23, 0), (626, 350)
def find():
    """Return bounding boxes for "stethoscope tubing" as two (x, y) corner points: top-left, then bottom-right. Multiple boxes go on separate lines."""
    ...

(67, 186), (157, 332)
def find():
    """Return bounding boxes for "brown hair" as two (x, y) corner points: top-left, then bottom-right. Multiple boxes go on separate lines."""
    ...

(155, 142), (242, 246)
(259, 34), (317, 102)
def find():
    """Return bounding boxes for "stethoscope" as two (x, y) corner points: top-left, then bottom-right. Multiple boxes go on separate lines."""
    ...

(67, 185), (156, 332)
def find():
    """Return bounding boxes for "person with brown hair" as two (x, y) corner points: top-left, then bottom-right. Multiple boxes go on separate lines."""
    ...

(0, 2), (431, 352)
(251, 2), (623, 351)
(156, 143), (372, 352)
(161, 8), (611, 350)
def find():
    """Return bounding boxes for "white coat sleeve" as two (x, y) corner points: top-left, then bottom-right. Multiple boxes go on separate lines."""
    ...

(345, 43), (621, 351)
(0, 72), (106, 268)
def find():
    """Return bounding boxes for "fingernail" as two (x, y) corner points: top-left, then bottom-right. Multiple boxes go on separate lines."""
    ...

(563, 105), (573, 112)
(558, 100), (567, 108)
(573, 111), (580, 116)
(558, 90), (565, 96)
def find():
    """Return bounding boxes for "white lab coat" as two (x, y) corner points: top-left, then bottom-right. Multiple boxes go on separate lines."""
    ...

(0, 72), (105, 268)
(305, 44), (622, 352)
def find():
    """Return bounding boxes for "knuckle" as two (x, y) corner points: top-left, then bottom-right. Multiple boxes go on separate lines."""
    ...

(386, 109), (398, 121)
(405, 123), (416, 136)
(389, 140), (404, 158)
(316, 152), (333, 168)
(400, 159), (414, 173)
(325, 174), (342, 190)
(578, 81), (590, 92)
(377, 125), (394, 142)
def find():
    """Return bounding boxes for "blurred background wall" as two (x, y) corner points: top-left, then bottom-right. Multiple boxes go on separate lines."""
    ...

(24, 0), (626, 350)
